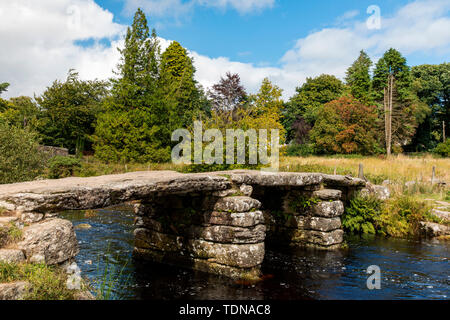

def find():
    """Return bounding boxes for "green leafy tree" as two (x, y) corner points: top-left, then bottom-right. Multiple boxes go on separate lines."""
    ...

(345, 50), (373, 103)
(283, 74), (344, 142)
(0, 122), (46, 184)
(310, 96), (380, 155)
(409, 63), (450, 151)
(36, 70), (108, 154)
(0, 96), (40, 130)
(93, 8), (171, 163)
(0, 83), (9, 95)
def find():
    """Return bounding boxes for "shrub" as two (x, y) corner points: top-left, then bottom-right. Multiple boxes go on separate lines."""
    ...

(0, 123), (47, 184)
(342, 195), (382, 234)
(48, 156), (82, 179)
(434, 140), (450, 157)
(374, 196), (432, 238)
(286, 143), (315, 157)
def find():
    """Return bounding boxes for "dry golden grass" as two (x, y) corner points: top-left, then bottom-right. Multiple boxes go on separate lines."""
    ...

(280, 154), (450, 184)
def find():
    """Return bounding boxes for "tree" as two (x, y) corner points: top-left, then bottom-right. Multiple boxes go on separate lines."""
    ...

(283, 74), (344, 142)
(409, 63), (450, 151)
(310, 96), (380, 155)
(0, 96), (40, 129)
(36, 70), (108, 154)
(0, 122), (46, 184)
(208, 72), (247, 112)
(346, 50), (373, 103)
(372, 48), (429, 154)
(0, 83), (9, 95)
(159, 41), (206, 129)
(93, 8), (171, 163)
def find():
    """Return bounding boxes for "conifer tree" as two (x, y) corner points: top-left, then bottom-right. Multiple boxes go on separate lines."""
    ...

(93, 8), (171, 163)
(346, 50), (372, 103)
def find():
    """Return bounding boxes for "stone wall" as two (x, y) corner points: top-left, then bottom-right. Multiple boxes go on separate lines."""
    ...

(133, 194), (266, 280)
(131, 173), (365, 279)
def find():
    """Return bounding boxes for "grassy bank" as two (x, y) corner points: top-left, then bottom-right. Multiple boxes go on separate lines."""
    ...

(0, 262), (83, 300)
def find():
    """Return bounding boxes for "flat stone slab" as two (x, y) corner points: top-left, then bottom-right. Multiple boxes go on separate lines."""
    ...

(0, 170), (365, 213)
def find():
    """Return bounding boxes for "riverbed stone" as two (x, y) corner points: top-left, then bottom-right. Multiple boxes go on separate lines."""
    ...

(292, 229), (344, 247)
(0, 281), (29, 300)
(0, 249), (25, 263)
(420, 222), (450, 238)
(17, 218), (79, 265)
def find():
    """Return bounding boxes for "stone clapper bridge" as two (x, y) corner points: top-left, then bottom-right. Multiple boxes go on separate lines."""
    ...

(0, 170), (366, 280)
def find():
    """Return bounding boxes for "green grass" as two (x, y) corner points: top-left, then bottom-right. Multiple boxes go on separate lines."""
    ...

(0, 262), (82, 300)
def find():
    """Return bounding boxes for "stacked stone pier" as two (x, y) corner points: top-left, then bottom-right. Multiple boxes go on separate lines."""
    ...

(0, 170), (366, 280)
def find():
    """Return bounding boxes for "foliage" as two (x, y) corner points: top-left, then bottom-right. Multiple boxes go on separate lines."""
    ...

(93, 9), (174, 163)
(372, 48), (430, 150)
(0, 262), (77, 300)
(36, 70), (108, 154)
(0, 96), (41, 130)
(346, 50), (373, 103)
(208, 72), (247, 113)
(310, 96), (380, 155)
(0, 82), (9, 95)
(409, 63), (450, 151)
(0, 122), (47, 184)
(285, 143), (315, 157)
(283, 74), (344, 141)
(342, 195), (382, 234)
(434, 140), (450, 157)
(48, 156), (82, 179)
(375, 196), (432, 238)
(159, 41), (208, 129)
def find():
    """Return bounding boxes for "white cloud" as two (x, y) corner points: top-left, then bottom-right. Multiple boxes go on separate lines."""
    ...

(0, 0), (125, 98)
(1, 0), (449, 101)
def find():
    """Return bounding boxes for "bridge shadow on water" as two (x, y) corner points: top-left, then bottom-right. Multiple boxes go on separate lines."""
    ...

(60, 205), (450, 300)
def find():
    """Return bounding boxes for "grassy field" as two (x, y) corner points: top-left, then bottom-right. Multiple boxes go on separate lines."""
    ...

(280, 154), (449, 185)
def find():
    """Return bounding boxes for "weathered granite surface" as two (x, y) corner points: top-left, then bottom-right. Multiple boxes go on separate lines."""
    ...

(17, 218), (79, 265)
(0, 170), (368, 280)
(0, 281), (29, 300)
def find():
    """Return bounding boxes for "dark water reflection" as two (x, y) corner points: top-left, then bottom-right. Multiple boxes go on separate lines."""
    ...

(60, 206), (449, 300)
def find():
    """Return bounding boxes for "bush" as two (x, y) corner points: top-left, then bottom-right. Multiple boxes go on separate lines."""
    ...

(0, 123), (47, 184)
(286, 143), (315, 157)
(374, 196), (432, 238)
(342, 195), (382, 234)
(434, 140), (450, 157)
(48, 156), (82, 179)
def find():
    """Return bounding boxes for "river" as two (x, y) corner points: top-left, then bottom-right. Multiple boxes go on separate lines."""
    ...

(60, 205), (449, 300)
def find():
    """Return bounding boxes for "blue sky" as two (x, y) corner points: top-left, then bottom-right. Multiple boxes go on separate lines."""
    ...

(1, 0), (449, 98)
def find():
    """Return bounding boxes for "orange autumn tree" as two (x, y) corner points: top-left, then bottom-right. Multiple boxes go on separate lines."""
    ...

(310, 96), (380, 155)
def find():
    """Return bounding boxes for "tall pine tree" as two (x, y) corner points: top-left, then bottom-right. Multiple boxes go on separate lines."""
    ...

(158, 41), (205, 130)
(93, 9), (171, 163)
(345, 50), (372, 103)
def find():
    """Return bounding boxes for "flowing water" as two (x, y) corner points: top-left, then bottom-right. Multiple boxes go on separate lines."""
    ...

(60, 205), (450, 300)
